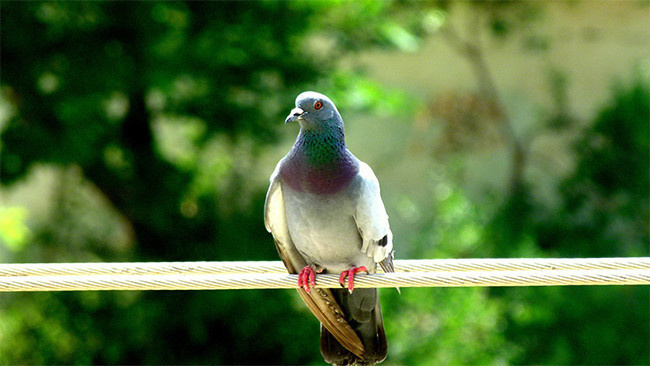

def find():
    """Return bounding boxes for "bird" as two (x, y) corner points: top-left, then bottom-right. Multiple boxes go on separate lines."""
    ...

(264, 91), (394, 365)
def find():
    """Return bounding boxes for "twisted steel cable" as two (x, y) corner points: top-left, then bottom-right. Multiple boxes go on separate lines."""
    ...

(0, 258), (648, 292)
(1, 258), (649, 277)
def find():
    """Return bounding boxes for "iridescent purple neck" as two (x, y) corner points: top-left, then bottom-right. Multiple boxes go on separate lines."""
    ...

(280, 127), (359, 194)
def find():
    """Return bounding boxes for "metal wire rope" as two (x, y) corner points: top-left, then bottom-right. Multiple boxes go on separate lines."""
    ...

(0, 258), (648, 292)
(1, 258), (649, 277)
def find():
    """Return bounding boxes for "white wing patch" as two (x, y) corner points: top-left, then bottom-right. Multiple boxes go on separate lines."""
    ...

(264, 162), (308, 272)
(354, 162), (394, 264)
(264, 165), (291, 242)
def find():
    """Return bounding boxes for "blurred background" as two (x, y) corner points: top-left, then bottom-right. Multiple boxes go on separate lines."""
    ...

(1, 1), (648, 364)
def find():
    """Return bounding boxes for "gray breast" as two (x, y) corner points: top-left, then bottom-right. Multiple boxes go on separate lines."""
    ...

(282, 183), (374, 273)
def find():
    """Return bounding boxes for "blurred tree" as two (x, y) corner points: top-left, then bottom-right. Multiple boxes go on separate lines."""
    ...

(385, 3), (650, 364)
(1, 1), (326, 364)
(2, 1), (320, 256)
(490, 80), (650, 364)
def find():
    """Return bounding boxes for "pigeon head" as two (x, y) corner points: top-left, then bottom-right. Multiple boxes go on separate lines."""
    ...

(279, 91), (357, 194)
(285, 91), (342, 129)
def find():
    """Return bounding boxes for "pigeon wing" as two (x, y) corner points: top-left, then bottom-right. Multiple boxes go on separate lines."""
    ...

(353, 162), (395, 273)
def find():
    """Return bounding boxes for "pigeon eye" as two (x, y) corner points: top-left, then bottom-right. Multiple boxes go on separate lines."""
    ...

(314, 100), (323, 110)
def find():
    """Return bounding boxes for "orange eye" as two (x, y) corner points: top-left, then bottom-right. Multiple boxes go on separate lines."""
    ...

(314, 100), (323, 110)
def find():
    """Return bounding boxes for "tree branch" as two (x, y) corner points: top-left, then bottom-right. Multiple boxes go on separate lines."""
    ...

(440, 19), (526, 194)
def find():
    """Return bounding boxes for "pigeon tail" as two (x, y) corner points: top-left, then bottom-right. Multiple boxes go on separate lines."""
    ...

(320, 288), (387, 365)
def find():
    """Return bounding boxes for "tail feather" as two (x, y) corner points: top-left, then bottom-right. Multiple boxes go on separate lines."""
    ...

(320, 288), (387, 365)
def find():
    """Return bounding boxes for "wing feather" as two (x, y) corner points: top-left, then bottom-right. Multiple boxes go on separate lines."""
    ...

(354, 162), (394, 270)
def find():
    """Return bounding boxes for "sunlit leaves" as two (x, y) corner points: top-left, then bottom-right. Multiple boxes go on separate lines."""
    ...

(317, 71), (416, 117)
(0, 206), (31, 252)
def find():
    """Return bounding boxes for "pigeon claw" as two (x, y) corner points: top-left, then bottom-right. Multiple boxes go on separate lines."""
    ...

(298, 266), (316, 293)
(338, 266), (368, 294)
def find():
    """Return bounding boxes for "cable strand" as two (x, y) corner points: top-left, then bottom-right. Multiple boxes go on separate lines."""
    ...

(0, 264), (648, 292)
(1, 258), (648, 277)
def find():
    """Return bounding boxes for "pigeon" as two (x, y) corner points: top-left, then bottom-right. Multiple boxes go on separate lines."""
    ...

(264, 91), (394, 365)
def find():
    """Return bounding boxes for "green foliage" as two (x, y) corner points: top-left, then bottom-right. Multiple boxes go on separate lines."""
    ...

(384, 180), (515, 364)
(493, 80), (650, 365)
(0, 1), (326, 364)
(0, 207), (31, 251)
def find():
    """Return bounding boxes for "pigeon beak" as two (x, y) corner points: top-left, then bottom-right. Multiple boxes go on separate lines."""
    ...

(285, 107), (304, 124)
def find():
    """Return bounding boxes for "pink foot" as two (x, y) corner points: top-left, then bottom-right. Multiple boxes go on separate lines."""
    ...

(338, 266), (369, 293)
(298, 266), (316, 293)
